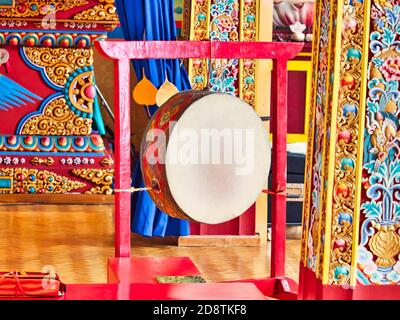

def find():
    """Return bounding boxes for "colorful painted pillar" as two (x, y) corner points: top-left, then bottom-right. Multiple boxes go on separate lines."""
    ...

(0, 1), (118, 195)
(186, 0), (258, 107)
(300, 0), (400, 299)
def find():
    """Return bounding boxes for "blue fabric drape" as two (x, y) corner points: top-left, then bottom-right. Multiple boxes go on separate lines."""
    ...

(115, 0), (191, 237)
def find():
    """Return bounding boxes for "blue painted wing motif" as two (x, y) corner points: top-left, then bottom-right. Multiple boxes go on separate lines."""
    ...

(0, 74), (42, 111)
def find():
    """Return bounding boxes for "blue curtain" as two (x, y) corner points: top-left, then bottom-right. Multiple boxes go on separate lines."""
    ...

(115, 0), (191, 237)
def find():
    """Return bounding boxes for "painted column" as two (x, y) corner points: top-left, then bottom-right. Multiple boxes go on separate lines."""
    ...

(300, 0), (400, 299)
(187, 0), (258, 106)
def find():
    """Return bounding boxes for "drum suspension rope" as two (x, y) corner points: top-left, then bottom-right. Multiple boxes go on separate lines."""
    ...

(114, 187), (153, 193)
(114, 187), (287, 195)
(262, 185), (287, 196)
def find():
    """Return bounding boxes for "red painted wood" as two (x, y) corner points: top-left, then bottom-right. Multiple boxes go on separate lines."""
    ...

(190, 204), (255, 236)
(96, 40), (211, 60)
(65, 284), (120, 300)
(0, 296), (64, 300)
(107, 257), (201, 284)
(96, 41), (302, 61)
(211, 41), (302, 60)
(0, 283), (265, 300)
(238, 205), (256, 235)
(270, 60), (289, 278)
(287, 71), (308, 134)
(65, 283), (265, 300)
(130, 283), (265, 300)
(190, 222), (201, 235)
(114, 58), (132, 258)
(225, 277), (298, 300)
(352, 284), (400, 300)
(273, 277), (298, 300)
(270, 70), (308, 135)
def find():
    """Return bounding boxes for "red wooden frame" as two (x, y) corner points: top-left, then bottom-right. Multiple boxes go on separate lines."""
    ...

(95, 40), (303, 279)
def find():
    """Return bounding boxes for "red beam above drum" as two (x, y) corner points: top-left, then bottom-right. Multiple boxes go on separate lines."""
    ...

(211, 41), (303, 60)
(96, 41), (303, 60)
(96, 40), (211, 59)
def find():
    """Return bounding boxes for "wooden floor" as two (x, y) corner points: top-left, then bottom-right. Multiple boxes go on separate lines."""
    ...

(0, 204), (301, 284)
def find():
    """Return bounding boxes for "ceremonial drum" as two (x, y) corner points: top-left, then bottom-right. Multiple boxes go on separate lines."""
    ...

(140, 90), (271, 224)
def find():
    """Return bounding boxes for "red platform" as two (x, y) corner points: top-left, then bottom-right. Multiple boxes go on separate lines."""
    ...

(226, 277), (298, 300)
(107, 257), (201, 284)
(64, 283), (265, 300)
(107, 257), (298, 300)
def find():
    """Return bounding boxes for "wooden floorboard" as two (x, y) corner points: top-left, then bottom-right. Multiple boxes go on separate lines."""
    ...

(0, 204), (301, 284)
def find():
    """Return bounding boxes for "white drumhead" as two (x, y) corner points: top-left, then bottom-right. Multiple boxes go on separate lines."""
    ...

(165, 93), (271, 224)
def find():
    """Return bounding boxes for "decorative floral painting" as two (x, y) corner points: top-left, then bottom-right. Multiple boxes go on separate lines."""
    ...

(359, 0), (400, 285)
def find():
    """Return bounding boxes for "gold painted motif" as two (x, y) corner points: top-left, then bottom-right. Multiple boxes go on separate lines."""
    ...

(305, 0), (331, 275)
(182, 0), (192, 40)
(189, 0), (209, 89)
(100, 157), (114, 167)
(85, 186), (113, 195)
(327, 0), (366, 285)
(72, 168), (113, 187)
(301, 0), (322, 265)
(369, 222), (400, 268)
(301, 0), (370, 286)
(240, 0), (257, 107)
(73, 0), (118, 30)
(21, 97), (92, 136)
(316, 0), (340, 280)
(30, 157), (55, 166)
(191, 0), (209, 40)
(242, 1), (256, 41)
(68, 71), (95, 114)
(23, 47), (93, 87)
(72, 168), (114, 195)
(0, 0), (89, 18)
(0, 168), (86, 194)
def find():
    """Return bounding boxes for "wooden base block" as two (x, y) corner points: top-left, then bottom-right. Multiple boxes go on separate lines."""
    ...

(178, 235), (260, 247)
(267, 226), (302, 241)
(286, 226), (302, 240)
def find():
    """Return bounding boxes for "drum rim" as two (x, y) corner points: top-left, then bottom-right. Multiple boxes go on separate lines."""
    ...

(140, 90), (271, 223)
(140, 89), (213, 221)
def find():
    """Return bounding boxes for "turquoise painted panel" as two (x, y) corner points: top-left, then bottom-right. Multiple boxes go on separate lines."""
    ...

(0, 177), (11, 189)
(0, 0), (14, 7)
